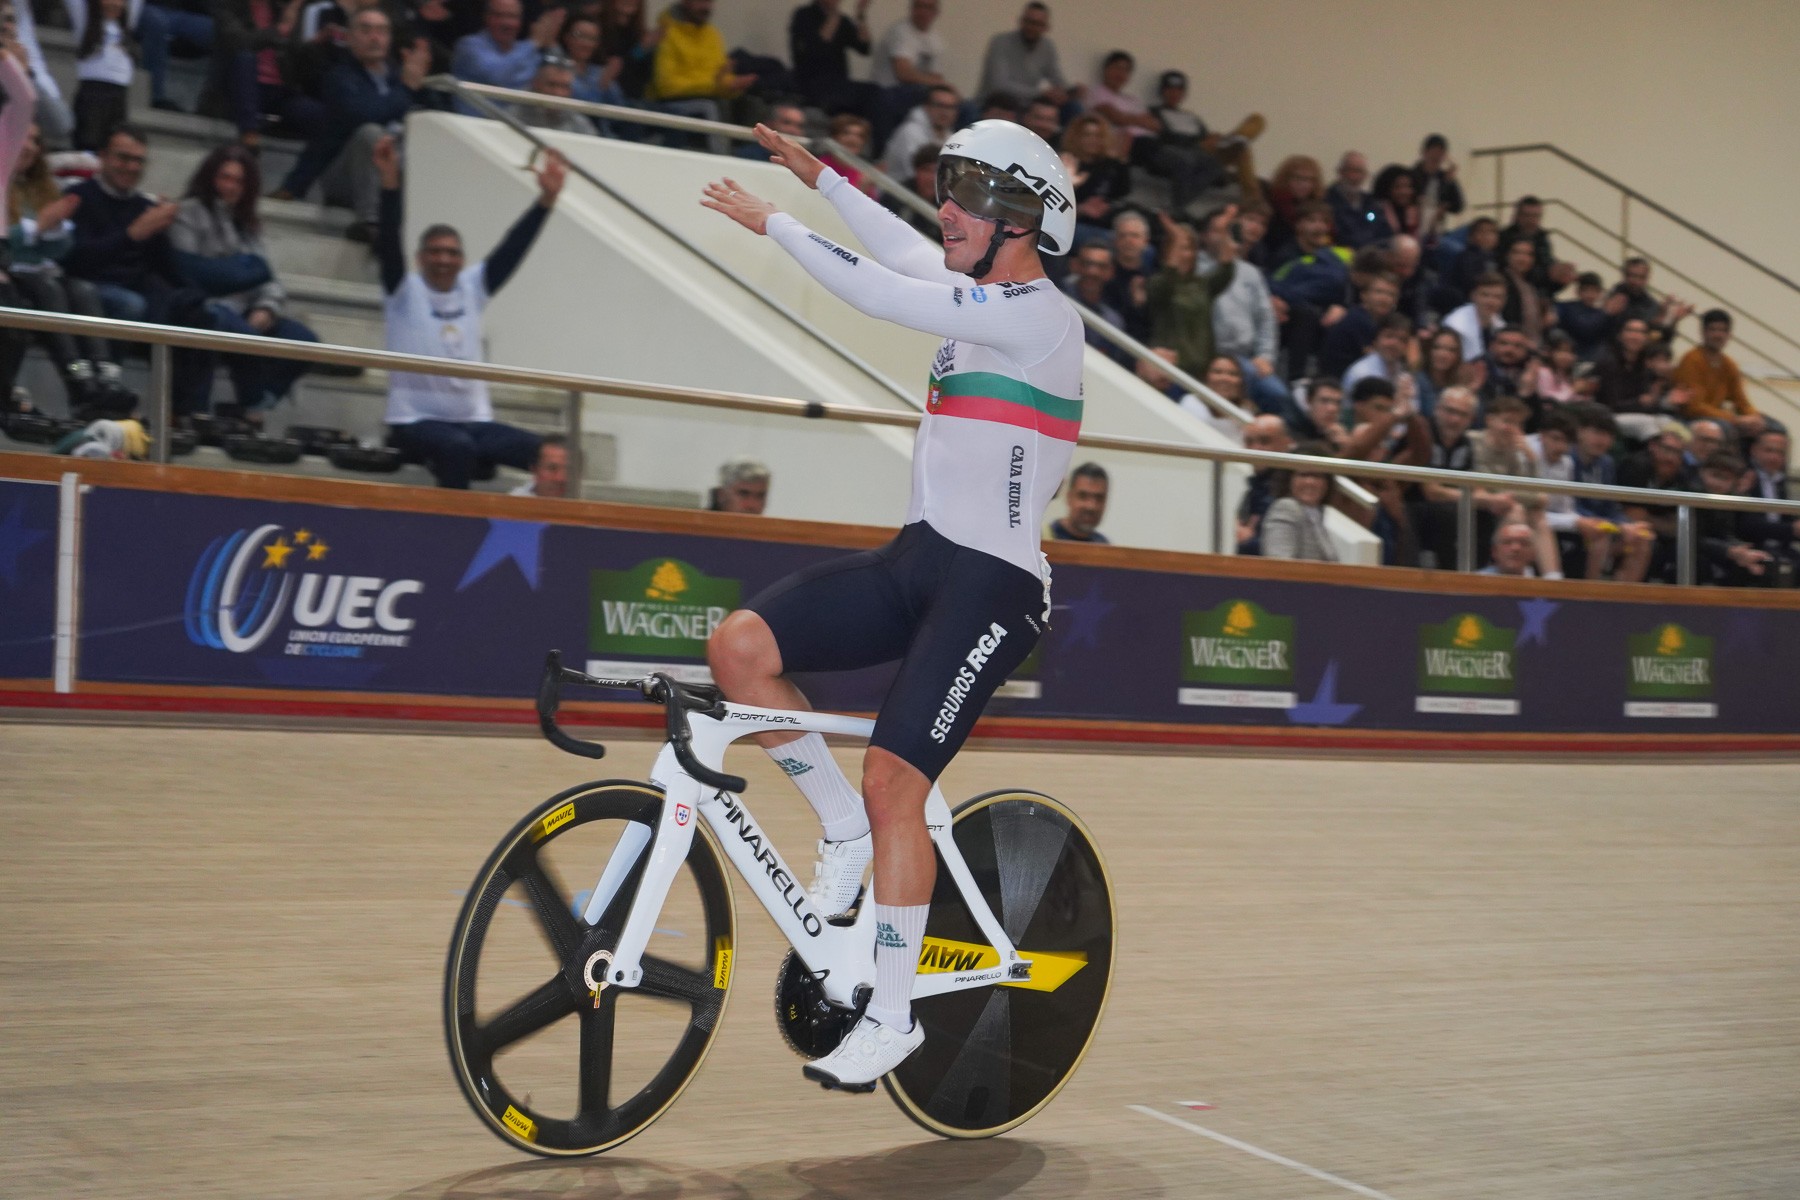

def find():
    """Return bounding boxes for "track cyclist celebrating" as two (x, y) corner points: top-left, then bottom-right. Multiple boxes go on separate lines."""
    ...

(701, 119), (1083, 1091)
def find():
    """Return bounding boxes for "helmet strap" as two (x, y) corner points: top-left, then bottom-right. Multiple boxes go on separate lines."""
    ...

(965, 220), (1035, 280)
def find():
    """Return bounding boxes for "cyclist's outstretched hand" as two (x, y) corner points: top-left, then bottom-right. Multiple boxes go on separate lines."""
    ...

(702, 178), (777, 235)
(752, 122), (825, 189)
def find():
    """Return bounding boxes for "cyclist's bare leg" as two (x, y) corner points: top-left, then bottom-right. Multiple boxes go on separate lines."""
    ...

(707, 610), (809, 751)
(861, 747), (934, 904)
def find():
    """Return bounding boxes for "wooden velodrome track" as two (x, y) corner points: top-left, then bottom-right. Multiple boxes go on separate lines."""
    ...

(3, 719), (1796, 1199)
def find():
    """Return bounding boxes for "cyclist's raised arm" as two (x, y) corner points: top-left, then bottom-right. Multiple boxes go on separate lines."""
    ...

(814, 167), (960, 285)
(764, 212), (1060, 355)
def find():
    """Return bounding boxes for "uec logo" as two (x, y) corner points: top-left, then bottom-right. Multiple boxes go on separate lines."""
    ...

(185, 523), (423, 654)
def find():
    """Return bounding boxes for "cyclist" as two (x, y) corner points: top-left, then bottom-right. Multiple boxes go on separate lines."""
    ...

(702, 119), (1081, 1089)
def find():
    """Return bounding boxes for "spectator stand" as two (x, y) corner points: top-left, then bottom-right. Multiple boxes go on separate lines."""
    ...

(1467, 143), (1800, 426)
(5, 304), (1797, 582)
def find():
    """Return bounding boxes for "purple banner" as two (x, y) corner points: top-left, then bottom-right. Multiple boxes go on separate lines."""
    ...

(0, 478), (60, 682)
(71, 486), (1800, 735)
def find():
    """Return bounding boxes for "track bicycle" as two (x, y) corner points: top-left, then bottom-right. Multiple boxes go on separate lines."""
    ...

(443, 652), (1116, 1157)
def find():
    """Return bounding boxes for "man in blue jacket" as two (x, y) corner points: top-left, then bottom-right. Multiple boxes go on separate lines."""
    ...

(273, 8), (427, 241)
(1269, 200), (1351, 381)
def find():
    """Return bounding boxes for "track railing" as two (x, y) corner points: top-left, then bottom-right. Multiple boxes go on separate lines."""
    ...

(5, 305), (1798, 585)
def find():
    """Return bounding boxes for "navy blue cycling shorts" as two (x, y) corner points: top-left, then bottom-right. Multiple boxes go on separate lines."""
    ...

(746, 521), (1044, 781)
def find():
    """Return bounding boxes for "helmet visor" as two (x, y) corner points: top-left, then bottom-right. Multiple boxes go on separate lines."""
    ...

(936, 156), (1045, 232)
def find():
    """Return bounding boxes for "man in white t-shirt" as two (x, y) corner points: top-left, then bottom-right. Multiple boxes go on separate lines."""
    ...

(871, 0), (944, 89)
(372, 134), (566, 488)
(1443, 272), (1506, 365)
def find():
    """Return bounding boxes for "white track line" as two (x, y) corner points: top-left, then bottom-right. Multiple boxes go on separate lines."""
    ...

(1128, 1105), (1399, 1200)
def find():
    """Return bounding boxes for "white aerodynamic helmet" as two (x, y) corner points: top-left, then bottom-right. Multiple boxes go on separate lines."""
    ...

(936, 119), (1075, 261)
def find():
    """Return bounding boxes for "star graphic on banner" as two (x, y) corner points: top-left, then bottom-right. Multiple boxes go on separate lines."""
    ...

(0, 499), (51, 587)
(262, 537), (294, 569)
(307, 538), (330, 561)
(294, 529), (312, 544)
(1517, 597), (1560, 646)
(1286, 660), (1362, 726)
(1051, 579), (1115, 650)
(458, 519), (548, 591)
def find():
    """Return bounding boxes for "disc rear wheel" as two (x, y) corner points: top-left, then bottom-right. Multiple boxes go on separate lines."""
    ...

(444, 781), (736, 1157)
(883, 789), (1115, 1138)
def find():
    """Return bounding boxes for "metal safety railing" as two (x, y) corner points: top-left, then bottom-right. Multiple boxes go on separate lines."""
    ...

(5, 305), (1799, 586)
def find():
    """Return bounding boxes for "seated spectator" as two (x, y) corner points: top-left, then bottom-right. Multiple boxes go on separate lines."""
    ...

(1593, 317), (1663, 439)
(1684, 418), (1727, 471)
(646, 0), (757, 150)
(373, 135), (565, 487)
(1047, 461), (1108, 542)
(1674, 309), (1766, 438)
(1340, 375), (1430, 557)
(1260, 443), (1340, 561)
(6, 118), (134, 413)
(1235, 413), (1293, 554)
(1235, 201), (1273, 271)
(1319, 270), (1400, 380)
(1407, 385), (1492, 567)
(817, 114), (877, 195)
(881, 83), (956, 177)
(511, 433), (569, 497)
(1382, 233), (1425, 323)
(1608, 256), (1692, 343)
(1531, 406), (1639, 580)
(274, 9), (426, 241)
(8, 0), (76, 144)
(1411, 133), (1462, 246)
(1617, 422), (1696, 581)
(871, 0), (945, 101)
(885, 143), (939, 236)
(215, 0), (330, 153)
(975, 89), (1021, 123)
(1019, 95), (1061, 145)
(1555, 271), (1615, 360)
(452, 0), (563, 109)
(1371, 164), (1420, 240)
(1479, 324), (1540, 416)
(1202, 354), (1246, 410)
(788, 0), (876, 118)
(1058, 113), (1130, 246)
(976, 2), (1071, 112)
(1198, 210), (1288, 418)
(1468, 394), (1545, 511)
(560, 15), (629, 118)
(65, 0), (139, 150)
(1534, 329), (1578, 405)
(1103, 210), (1155, 339)
(1260, 153), (1321, 259)
(1416, 327), (1466, 416)
(1148, 208), (1236, 381)
(170, 143), (320, 418)
(1151, 72), (1262, 205)
(65, 126), (187, 324)
(1644, 340), (1689, 418)
(1440, 215), (1497, 306)
(1557, 402), (1653, 581)
(599, 0), (657, 101)
(737, 100), (805, 160)
(1343, 311), (1418, 397)
(1326, 151), (1390, 249)
(518, 56), (593, 134)
(1060, 242), (1130, 365)
(1087, 53), (1215, 213)
(1479, 520), (1562, 578)
(1293, 377), (1347, 450)
(1693, 450), (1771, 586)
(1268, 200), (1350, 382)
(1496, 195), (1563, 295)
(709, 457), (769, 512)
(1443, 272), (1506, 368)
(1739, 429), (1799, 580)
(1499, 237), (1550, 345)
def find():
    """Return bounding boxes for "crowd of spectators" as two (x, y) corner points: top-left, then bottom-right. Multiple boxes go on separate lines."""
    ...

(0, 0), (1789, 577)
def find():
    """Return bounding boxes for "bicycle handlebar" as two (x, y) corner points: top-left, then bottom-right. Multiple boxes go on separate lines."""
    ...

(535, 651), (751, 794)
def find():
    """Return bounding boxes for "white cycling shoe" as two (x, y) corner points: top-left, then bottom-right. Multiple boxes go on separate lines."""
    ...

(807, 832), (872, 919)
(803, 1015), (925, 1092)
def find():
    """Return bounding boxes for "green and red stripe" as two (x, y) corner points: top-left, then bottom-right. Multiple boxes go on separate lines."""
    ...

(926, 371), (1083, 441)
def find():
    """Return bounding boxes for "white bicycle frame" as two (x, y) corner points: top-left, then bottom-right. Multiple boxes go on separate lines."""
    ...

(578, 702), (1028, 1010)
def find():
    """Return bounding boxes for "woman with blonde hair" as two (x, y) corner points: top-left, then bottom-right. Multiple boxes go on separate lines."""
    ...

(1261, 152), (1322, 257)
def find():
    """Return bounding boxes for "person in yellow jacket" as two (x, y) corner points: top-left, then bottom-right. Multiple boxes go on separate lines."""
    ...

(648, 0), (757, 149)
(1675, 309), (1766, 438)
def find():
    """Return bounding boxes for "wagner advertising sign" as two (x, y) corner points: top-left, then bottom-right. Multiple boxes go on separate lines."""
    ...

(587, 557), (740, 681)
(1415, 612), (1519, 715)
(1179, 599), (1297, 708)
(1624, 623), (1717, 718)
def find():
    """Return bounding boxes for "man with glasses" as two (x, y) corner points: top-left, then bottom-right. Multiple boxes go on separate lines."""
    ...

(882, 82), (958, 176)
(64, 127), (184, 323)
(1619, 423), (1697, 582)
(1236, 414), (1293, 555)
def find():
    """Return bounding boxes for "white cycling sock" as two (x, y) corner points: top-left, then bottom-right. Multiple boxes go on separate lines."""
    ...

(866, 901), (927, 1032)
(765, 733), (868, 842)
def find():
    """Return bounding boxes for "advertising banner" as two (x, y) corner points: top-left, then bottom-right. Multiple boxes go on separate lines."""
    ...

(0, 478), (59, 682)
(68, 485), (1800, 736)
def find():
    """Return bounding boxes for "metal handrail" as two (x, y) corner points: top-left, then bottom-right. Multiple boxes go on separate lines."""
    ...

(422, 76), (924, 418)
(1471, 143), (1800, 296)
(3, 306), (1795, 586)
(1466, 198), (1800, 368)
(433, 79), (1260, 430)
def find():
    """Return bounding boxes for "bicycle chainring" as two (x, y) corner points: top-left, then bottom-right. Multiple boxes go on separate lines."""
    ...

(773, 950), (866, 1059)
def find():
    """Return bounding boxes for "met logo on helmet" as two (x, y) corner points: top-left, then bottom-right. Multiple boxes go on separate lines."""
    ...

(1004, 162), (1072, 214)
